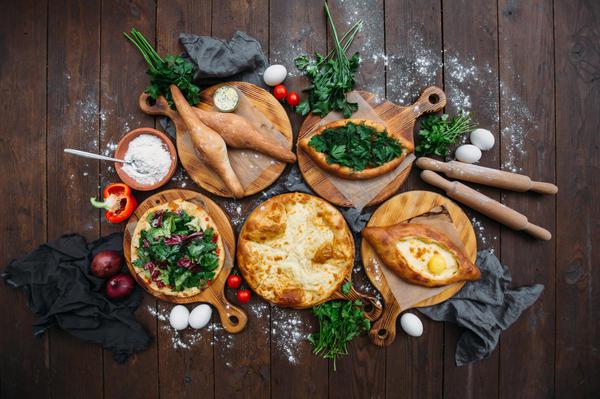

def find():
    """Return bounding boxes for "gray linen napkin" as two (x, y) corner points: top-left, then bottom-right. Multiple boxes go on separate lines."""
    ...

(418, 250), (544, 366)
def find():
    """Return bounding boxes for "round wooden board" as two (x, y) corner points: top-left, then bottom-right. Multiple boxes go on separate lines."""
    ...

(123, 189), (247, 333)
(297, 87), (446, 207)
(360, 190), (477, 346)
(180, 82), (293, 197)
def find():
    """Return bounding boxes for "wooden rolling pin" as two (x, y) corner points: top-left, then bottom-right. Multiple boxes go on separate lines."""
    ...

(420, 170), (552, 240)
(416, 157), (558, 194)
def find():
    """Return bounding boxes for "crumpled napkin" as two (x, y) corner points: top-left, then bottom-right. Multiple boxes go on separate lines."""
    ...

(2, 233), (151, 363)
(419, 250), (544, 366)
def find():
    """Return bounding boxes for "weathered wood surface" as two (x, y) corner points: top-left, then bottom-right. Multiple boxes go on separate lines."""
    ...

(0, 0), (598, 398)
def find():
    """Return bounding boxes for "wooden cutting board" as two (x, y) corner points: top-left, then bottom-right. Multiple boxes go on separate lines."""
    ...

(123, 189), (247, 333)
(360, 191), (477, 346)
(297, 87), (446, 207)
(139, 82), (293, 198)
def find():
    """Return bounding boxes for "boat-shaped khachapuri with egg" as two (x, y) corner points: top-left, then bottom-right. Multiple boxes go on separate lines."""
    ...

(130, 199), (225, 297)
(298, 119), (413, 180)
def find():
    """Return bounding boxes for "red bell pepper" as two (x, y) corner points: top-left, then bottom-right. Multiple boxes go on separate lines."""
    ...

(90, 183), (137, 223)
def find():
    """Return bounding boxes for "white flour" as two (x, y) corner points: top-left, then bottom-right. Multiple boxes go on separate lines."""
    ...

(121, 134), (172, 185)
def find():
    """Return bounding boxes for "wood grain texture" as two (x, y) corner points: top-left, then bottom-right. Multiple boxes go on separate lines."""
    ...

(0, 1), (49, 397)
(498, 0), (556, 398)
(554, 0), (600, 397)
(297, 87), (445, 207)
(100, 1), (159, 399)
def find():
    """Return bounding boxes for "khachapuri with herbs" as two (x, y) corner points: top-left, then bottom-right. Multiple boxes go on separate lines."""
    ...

(131, 199), (225, 297)
(237, 193), (354, 308)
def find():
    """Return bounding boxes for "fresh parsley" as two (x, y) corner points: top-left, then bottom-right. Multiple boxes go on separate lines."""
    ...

(308, 122), (403, 171)
(309, 300), (370, 370)
(124, 28), (200, 109)
(294, 3), (363, 118)
(415, 111), (477, 156)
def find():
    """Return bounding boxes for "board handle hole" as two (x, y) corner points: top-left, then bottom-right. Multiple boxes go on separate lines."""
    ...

(363, 303), (374, 313)
(229, 315), (239, 325)
(377, 328), (388, 338)
(428, 94), (440, 104)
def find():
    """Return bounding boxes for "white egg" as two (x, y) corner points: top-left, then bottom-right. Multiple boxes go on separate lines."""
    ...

(169, 305), (190, 331)
(263, 64), (287, 86)
(400, 313), (423, 337)
(470, 128), (495, 151)
(455, 144), (482, 164)
(188, 304), (212, 330)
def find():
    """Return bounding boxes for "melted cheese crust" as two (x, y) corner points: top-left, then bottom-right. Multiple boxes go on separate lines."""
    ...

(396, 237), (458, 280)
(237, 193), (354, 307)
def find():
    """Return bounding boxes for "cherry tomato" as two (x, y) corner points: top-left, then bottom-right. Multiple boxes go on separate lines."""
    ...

(286, 92), (300, 107)
(227, 274), (242, 289)
(237, 289), (251, 304)
(273, 84), (287, 101)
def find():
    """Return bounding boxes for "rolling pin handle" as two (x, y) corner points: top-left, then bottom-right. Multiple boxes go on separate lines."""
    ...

(415, 157), (446, 173)
(523, 223), (552, 241)
(420, 170), (453, 192)
(529, 181), (558, 195)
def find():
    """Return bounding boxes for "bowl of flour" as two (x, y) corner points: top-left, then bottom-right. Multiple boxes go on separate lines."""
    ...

(115, 128), (178, 191)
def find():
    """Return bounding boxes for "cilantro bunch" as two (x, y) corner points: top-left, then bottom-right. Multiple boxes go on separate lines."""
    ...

(309, 299), (371, 370)
(295, 3), (363, 118)
(124, 28), (200, 109)
(415, 111), (477, 156)
(132, 209), (219, 292)
(309, 122), (403, 171)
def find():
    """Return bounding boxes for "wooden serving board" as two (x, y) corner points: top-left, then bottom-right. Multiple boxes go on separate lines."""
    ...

(139, 82), (293, 198)
(360, 191), (477, 346)
(123, 189), (247, 333)
(297, 87), (446, 207)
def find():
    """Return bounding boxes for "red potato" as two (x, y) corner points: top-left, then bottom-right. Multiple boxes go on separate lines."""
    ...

(170, 85), (245, 198)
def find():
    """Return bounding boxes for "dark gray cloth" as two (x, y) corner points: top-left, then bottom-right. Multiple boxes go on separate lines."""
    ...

(419, 250), (543, 366)
(2, 233), (151, 363)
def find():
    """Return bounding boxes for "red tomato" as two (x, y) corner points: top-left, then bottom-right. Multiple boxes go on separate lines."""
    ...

(237, 289), (251, 304)
(273, 84), (287, 101)
(227, 274), (242, 289)
(286, 92), (300, 107)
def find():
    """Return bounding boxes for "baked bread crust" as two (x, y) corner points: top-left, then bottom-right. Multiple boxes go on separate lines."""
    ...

(237, 192), (354, 308)
(131, 199), (225, 297)
(361, 223), (480, 287)
(298, 119), (414, 180)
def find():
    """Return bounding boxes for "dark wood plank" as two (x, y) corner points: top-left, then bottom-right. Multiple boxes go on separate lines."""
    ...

(47, 1), (103, 398)
(384, 1), (445, 397)
(497, 0), (556, 397)
(210, 1), (271, 398)
(327, 1), (386, 397)
(268, 1), (329, 397)
(0, 0), (50, 397)
(155, 1), (215, 398)
(441, 0), (501, 397)
(554, 0), (600, 397)
(100, 1), (159, 398)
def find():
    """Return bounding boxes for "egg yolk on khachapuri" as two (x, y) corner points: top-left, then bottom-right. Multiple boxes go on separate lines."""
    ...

(395, 238), (458, 278)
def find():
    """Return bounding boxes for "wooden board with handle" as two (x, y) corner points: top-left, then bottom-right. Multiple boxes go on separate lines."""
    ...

(297, 87), (446, 207)
(360, 190), (477, 346)
(123, 189), (247, 333)
(139, 82), (293, 198)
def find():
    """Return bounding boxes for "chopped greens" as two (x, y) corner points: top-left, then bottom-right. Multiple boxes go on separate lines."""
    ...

(309, 300), (370, 370)
(132, 209), (219, 292)
(308, 122), (404, 171)
(415, 111), (478, 156)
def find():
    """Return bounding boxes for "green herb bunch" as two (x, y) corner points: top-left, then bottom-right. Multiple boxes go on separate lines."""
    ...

(309, 299), (370, 370)
(295, 3), (363, 118)
(124, 28), (200, 109)
(309, 122), (403, 171)
(415, 111), (477, 156)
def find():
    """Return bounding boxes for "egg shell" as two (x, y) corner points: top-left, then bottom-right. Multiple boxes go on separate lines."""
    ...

(188, 304), (212, 330)
(470, 128), (495, 151)
(455, 144), (482, 164)
(169, 305), (190, 331)
(263, 64), (287, 86)
(400, 313), (423, 337)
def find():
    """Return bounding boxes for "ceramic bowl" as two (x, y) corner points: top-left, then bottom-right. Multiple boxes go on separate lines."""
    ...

(114, 127), (178, 191)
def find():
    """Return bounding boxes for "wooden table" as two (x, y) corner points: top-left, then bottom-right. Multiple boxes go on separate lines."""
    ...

(1, 1), (598, 398)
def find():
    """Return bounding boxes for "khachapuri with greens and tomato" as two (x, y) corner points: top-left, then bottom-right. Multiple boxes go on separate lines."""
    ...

(131, 199), (224, 297)
(298, 119), (414, 180)
(236, 193), (354, 308)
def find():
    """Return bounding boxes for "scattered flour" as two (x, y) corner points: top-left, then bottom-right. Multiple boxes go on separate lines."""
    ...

(471, 216), (498, 252)
(271, 310), (309, 365)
